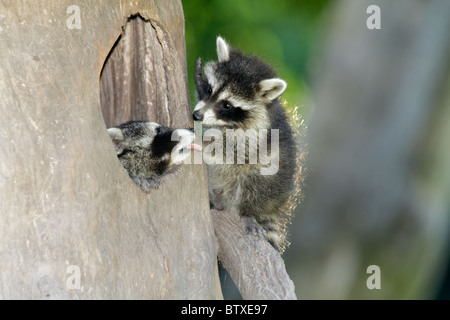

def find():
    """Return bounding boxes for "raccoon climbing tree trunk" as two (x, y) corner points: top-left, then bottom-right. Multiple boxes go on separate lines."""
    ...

(0, 0), (221, 299)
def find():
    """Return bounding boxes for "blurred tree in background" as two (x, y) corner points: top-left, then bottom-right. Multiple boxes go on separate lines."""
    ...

(183, 0), (330, 112)
(284, 0), (450, 299)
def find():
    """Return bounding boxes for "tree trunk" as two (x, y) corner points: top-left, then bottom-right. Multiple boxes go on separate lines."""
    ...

(0, 0), (222, 299)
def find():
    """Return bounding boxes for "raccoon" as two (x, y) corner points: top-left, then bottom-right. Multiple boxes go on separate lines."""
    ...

(107, 121), (201, 192)
(193, 37), (297, 251)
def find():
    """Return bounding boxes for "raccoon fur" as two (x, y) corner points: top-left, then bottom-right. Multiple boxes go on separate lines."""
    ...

(107, 121), (201, 192)
(193, 37), (296, 251)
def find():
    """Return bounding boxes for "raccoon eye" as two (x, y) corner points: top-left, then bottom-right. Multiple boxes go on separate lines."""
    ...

(222, 101), (233, 110)
(207, 85), (213, 95)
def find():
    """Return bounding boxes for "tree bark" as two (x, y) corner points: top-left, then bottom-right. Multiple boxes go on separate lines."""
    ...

(0, 0), (221, 299)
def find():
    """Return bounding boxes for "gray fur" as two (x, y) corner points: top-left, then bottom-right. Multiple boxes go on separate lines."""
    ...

(193, 36), (297, 251)
(107, 121), (197, 193)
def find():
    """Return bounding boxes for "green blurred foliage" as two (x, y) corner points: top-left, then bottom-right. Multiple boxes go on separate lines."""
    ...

(182, 0), (330, 112)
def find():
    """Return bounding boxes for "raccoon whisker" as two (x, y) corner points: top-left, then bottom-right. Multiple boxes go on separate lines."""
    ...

(191, 36), (296, 252)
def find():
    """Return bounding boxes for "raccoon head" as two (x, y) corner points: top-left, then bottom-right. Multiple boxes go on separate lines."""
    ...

(107, 121), (201, 191)
(193, 36), (287, 129)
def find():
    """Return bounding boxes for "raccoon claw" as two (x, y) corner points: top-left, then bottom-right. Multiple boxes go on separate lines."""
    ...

(212, 203), (225, 211)
(132, 176), (160, 193)
(241, 216), (267, 240)
(209, 190), (225, 210)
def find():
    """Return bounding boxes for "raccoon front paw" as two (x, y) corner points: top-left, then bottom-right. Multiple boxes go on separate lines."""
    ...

(211, 201), (225, 211)
(209, 190), (225, 210)
(132, 176), (160, 193)
(241, 216), (267, 240)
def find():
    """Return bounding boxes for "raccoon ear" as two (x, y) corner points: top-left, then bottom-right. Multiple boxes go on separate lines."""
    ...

(258, 78), (287, 101)
(107, 127), (126, 155)
(216, 36), (230, 62)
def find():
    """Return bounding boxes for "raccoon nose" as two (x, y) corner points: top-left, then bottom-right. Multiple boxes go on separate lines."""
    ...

(188, 128), (195, 132)
(193, 111), (203, 121)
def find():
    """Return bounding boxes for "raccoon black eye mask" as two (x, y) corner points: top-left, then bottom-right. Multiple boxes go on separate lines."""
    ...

(107, 121), (201, 192)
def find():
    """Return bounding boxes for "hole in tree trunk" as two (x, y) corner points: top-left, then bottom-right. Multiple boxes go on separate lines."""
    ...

(99, 14), (174, 128)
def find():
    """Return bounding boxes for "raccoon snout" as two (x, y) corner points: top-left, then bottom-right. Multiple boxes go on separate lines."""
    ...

(193, 110), (203, 121)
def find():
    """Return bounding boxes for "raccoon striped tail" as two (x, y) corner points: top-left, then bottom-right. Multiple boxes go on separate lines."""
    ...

(256, 216), (282, 252)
